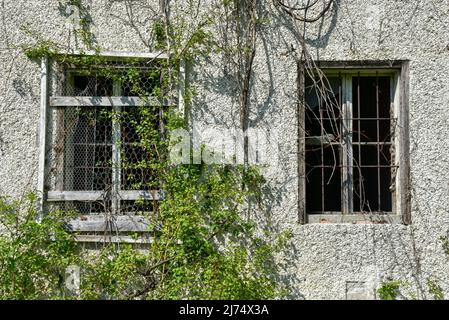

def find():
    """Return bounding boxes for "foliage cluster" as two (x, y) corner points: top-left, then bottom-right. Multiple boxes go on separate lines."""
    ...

(0, 163), (289, 299)
(1, 0), (294, 300)
(377, 281), (401, 300)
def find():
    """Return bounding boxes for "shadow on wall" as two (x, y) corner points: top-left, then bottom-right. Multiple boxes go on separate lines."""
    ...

(12, 78), (33, 98)
(103, 0), (161, 49)
(57, 0), (159, 50)
(186, 1), (341, 299)
(273, 0), (341, 60)
(191, 0), (446, 300)
(0, 132), (4, 157)
(198, 1), (342, 210)
(57, 1), (98, 48)
(49, 0), (446, 299)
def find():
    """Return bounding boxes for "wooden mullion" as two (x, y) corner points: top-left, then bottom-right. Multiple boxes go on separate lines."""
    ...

(178, 60), (186, 117)
(342, 75), (353, 215)
(37, 56), (49, 220)
(75, 235), (153, 244)
(58, 50), (169, 60)
(111, 82), (122, 215)
(390, 73), (398, 216)
(298, 61), (307, 224)
(399, 62), (411, 224)
(50, 96), (175, 107)
(347, 76), (354, 215)
(54, 64), (67, 193)
(67, 215), (156, 233)
(308, 214), (402, 224)
(47, 190), (163, 202)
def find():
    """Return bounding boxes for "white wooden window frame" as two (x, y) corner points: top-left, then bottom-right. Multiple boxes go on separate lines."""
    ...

(37, 51), (186, 238)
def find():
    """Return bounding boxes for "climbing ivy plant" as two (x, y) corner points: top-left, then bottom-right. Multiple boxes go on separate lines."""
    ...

(0, 193), (79, 299)
(0, 0), (294, 300)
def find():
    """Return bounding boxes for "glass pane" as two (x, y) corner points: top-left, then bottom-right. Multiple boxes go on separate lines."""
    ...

(353, 145), (391, 169)
(305, 76), (342, 120)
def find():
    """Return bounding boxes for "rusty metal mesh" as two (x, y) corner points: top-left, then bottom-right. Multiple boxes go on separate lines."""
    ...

(50, 58), (163, 97)
(47, 58), (164, 216)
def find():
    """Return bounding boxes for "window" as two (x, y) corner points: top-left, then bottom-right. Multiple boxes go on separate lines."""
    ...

(298, 62), (410, 224)
(38, 52), (179, 237)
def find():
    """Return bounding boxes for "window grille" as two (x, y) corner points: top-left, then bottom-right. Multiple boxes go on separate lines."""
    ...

(40, 53), (177, 237)
(300, 62), (410, 224)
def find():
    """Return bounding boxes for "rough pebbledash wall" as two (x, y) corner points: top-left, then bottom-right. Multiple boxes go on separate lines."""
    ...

(1, 0), (449, 299)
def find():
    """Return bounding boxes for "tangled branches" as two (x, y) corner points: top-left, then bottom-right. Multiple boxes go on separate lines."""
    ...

(274, 0), (335, 23)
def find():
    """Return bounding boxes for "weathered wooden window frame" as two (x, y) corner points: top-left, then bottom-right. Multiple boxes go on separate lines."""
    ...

(37, 51), (186, 241)
(298, 61), (410, 225)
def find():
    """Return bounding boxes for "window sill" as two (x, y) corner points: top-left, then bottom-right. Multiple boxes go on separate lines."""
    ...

(66, 216), (158, 243)
(66, 215), (156, 233)
(307, 214), (404, 225)
(74, 234), (153, 244)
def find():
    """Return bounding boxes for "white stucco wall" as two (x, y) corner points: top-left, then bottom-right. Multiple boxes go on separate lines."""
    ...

(1, 0), (449, 299)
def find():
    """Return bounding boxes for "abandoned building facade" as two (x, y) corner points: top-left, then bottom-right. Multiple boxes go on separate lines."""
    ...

(1, 0), (449, 299)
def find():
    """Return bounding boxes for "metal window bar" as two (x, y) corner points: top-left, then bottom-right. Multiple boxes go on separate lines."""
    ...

(376, 73), (381, 211)
(357, 73), (363, 212)
(305, 71), (396, 216)
(305, 74), (343, 214)
(46, 62), (172, 216)
(352, 74), (394, 213)
(319, 82), (325, 213)
(112, 81), (122, 215)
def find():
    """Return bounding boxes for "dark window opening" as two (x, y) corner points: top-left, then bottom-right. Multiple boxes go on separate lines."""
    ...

(73, 75), (113, 96)
(305, 76), (342, 213)
(352, 76), (392, 213)
(305, 73), (394, 215)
